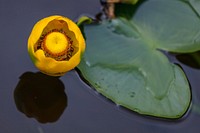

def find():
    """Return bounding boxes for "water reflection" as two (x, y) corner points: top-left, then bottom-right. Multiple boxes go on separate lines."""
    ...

(14, 72), (67, 123)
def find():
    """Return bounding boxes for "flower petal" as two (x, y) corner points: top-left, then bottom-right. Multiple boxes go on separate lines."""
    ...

(34, 50), (77, 76)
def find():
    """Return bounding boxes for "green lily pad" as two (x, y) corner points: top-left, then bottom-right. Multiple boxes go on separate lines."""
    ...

(187, 0), (200, 16)
(77, 0), (197, 118)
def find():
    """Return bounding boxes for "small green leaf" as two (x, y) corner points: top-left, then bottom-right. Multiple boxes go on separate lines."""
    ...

(77, 16), (93, 27)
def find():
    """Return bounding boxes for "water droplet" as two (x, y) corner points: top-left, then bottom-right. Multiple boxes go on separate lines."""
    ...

(133, 108), (140, 112)
(138, 68), (147, 77)
(86, 61), (91, 67)
(94, 82), (101, 89)
(129, 92), (135, 98)
(145, 86), (156, 97)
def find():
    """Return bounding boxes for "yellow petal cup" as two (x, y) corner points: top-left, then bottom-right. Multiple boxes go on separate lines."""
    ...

(28, 15), (85, 76)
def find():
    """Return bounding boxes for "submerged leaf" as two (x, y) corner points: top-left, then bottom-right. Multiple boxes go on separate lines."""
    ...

(78, 0), (196, 118)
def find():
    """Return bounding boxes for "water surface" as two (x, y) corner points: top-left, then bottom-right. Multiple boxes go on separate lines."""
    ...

(0, 0), (200, 133)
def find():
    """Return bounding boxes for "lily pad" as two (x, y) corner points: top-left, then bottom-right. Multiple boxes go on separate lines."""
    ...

(77, 0), (198, 118)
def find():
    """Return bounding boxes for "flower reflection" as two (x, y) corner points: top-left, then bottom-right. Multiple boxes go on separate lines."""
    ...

(14, 72), (67, 123)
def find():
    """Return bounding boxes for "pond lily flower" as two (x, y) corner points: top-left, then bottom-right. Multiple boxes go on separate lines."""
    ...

(28, 15), (85, 76)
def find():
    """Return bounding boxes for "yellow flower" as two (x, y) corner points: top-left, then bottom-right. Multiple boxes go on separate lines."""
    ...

(28, 15), (85, 76)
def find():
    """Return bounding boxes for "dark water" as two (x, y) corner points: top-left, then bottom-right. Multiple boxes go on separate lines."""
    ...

(0, 0), (200, 133)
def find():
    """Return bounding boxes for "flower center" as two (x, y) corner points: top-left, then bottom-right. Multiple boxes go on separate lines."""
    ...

(45, 32), (68, 54)
(34, 29), (74, 61)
